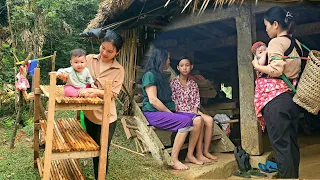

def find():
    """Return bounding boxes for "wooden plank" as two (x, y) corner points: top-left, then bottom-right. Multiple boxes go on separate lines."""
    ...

(39, 101), (47, 120)
(55, 103), (103, 111)
(219, 119), (239, 124)
(38, 158), (85, 180)
(165, 6), (238, 31)
(236, 5), (263, 155)
(206, 108), (240, 116)
(34, 88), (42, 95)
(98, 80), (112, 180)
(133, 103), (172, 165)
(43, 72), (57, 180)
(51, 151), (100, 160)
(204, 102), (237, 110)
(121, 117), (132, 139)
(33, 68), (40, 167)
(164, 1), (300, 31)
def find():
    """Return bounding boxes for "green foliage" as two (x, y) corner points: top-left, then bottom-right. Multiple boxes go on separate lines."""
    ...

(0, 42), (25, 84)
(3, 0), (100, 85)
(22, 123), (33, 136)
(0, 141), (40, 180)
(0, 0), (7, 26)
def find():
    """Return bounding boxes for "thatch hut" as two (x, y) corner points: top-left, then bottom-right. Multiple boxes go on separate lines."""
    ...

(83, 0), (320, 172)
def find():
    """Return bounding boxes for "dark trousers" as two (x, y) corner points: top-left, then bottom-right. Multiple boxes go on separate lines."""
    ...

(84, 116), (117, 179)
(262, 92), (300, 178)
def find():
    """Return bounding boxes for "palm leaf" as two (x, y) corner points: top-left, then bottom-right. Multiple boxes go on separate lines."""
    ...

(181, 0), (194, 13)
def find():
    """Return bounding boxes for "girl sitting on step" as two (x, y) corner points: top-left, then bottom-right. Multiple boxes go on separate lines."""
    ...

(170, 56), (217, 163)
(142, 47), (203, 170)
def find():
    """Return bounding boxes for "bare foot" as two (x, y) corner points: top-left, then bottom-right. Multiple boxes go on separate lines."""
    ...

(185, 155), (204, 165)
(88, 92), (98, 98)
(172, 160), (189, 170)
(196, 155), (212, 163)
(204, 152), (218, 161)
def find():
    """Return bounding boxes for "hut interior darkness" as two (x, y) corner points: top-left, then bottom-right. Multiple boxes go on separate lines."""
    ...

(87, 0), (320, 157)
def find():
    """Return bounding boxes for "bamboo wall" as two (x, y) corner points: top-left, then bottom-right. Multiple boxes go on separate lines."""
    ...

(119, 29), (139, 92)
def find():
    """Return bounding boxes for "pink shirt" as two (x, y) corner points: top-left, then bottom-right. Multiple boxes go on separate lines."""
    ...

(170, 75), (200, 113)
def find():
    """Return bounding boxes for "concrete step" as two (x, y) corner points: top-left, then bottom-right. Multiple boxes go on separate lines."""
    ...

(174, 151), (277, 179)
(175, 153), (238, 179)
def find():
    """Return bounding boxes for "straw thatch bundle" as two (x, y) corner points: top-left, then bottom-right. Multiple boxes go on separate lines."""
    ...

(85, 0), (311, 31)
(85, 0), (132, 31)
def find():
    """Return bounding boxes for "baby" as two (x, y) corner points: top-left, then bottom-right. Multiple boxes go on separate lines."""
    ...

(251, 41), (267, 67)
(57, 48), (94, 97)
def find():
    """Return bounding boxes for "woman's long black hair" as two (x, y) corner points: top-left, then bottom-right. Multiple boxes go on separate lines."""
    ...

(264, 6), (295, 34)
(144, 47), (171, 101)
(145, 47), (169, 82)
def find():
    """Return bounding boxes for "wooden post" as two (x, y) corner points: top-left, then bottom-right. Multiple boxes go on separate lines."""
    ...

(43, 72), (57, 180)
(235, 5), (263, 155)
(98, 81), (112, 180)
(33, 68), (41, 167)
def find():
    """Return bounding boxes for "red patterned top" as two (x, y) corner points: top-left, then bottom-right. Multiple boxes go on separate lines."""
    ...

(170, 76), (200, 113)
(254, 73), (297, 131)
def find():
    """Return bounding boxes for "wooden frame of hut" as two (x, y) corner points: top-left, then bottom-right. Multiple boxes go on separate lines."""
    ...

(84, 0), (320, 162)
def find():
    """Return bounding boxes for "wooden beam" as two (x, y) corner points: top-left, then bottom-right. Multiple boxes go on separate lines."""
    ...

(98, 80), (112, 180)
(33, 68), (40, 167)
(236, 5), (263, 156)
(165, 6), (239, 31)
(43, 72), (57, 180)
(164, 1), (300, 31)
(54, 103), (103, 111)
(51, 151), (100, 160)
(167, 21), (320, 52)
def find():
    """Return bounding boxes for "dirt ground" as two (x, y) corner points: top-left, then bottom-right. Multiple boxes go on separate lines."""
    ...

(298, 134), (320, 179)
(263, 133), (320, 179)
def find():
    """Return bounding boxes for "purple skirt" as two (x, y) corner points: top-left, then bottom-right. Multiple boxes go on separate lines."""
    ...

(143, 112), (198, 132)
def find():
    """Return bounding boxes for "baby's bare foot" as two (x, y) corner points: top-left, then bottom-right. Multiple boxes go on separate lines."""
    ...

(88, 93), (98, 98)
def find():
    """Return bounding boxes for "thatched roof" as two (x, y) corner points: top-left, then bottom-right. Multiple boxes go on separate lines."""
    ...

(85, 0), (310, 31)
(85, 0), (132, 32)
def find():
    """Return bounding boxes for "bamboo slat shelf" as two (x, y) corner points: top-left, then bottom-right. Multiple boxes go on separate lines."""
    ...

(40, 85), (103, 104)
(34, 69), (113, 180)
(40, 118), (99, 154)
(37, 158), (85, 180)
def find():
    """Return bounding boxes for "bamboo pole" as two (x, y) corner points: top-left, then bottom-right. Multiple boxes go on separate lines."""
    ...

(111, 143), (145, 157)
